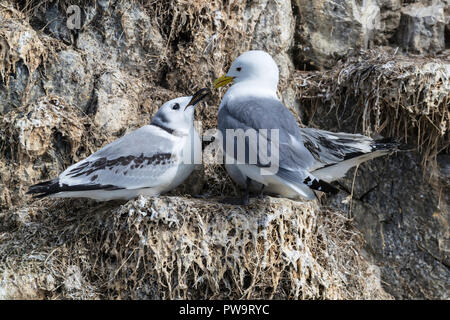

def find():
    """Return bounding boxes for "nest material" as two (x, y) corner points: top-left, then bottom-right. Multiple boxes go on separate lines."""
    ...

(295, 50), (450, 178)
(0, 196), (391, 300)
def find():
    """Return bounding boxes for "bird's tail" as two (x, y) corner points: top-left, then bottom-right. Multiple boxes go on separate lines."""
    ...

(308, 135), (405, 183)
(27, 179), (123, 199)
(26, 179), (60, 198)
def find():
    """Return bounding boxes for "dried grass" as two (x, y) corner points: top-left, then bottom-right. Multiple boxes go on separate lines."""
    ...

(0, 196), (391, 299)
(0, 1), (46, 86)
(295, 49), (449, 178)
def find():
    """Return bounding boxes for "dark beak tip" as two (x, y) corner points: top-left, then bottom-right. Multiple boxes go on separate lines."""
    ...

(187, 88), (211, 108)
(194, 88), (211, 97)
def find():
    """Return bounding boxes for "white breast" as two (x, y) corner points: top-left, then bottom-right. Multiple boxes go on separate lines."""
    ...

(159, 127), (201, 192)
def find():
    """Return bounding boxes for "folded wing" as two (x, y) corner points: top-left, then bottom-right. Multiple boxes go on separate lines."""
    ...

(28, 125), (180, 197)
(218, 97), (337, 195)
(59, 125), (180, 189)
(299, 128), (400, 182)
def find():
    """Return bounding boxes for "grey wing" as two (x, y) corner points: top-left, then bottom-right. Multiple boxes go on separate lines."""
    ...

(299, 128), (399, 182)
(218, 97), (326, 191)
(59, 125), (180, 189)
(218, 97), (315, 171)
(298, 128), (373, 171)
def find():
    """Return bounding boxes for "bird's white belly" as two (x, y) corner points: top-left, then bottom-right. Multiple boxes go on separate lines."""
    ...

(51, 163), (196, 201)
(161, 129), (201, 190)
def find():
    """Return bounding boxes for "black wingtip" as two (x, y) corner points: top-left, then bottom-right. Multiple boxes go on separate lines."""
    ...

(304, 176), (339, 194)
(372, 137), (407, 151)
(27, 179), (60, 198)
(27, 178), (125, 199)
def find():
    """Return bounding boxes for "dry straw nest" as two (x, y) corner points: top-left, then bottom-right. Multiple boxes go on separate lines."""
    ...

(0, 196), (390, 299)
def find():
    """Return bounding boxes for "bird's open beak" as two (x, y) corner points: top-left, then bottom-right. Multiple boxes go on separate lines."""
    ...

(185, 88), (210, 110)
(213, 75), (234, 89)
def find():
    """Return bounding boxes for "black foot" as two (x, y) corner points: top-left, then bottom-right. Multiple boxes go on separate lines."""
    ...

(256, 185), (265, 200)
(220, 177), (251, 205)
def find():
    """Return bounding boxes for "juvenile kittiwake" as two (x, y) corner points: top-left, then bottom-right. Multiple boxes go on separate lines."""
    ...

(213, 50), (399, 204)
(27, 88), (210, 201)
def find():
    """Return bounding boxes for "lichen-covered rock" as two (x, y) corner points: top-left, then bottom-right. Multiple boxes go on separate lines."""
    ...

(75, 0), (166, 78)
(43, 49), (94, 112)
(329, 153), (450, 299)
(293, 0), (448, 68)
(396, 2), (448, 54)
(42, 2), (73, 45)
(294, 0), (383, 69)
(376, 0), (402, 45)
(92, 71), (140, 134)
(0, 1), (46, 113)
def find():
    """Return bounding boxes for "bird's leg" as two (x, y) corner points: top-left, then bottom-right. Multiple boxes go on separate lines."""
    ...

(357, 184), (379, 201)
(257, 184), (265, 199)
(221, 178), (251, 205)
(241, 177), (251, 205)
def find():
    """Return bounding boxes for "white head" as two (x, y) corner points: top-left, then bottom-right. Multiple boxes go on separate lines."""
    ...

(214, 50), (279, 92)
(151, 88), (209, 134)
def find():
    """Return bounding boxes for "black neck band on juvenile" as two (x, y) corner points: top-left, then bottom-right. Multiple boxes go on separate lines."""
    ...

(152, 122), (175, 134)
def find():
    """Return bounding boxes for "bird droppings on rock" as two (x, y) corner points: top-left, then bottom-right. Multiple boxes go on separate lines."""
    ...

(0, 95), (111, 209)
(0, 196), (391, 299)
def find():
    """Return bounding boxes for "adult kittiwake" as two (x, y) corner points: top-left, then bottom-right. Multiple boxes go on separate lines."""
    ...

(27, 88), (210, 201)
(213, 50), (399, 204)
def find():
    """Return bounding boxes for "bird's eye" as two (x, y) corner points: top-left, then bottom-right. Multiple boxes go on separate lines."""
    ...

(172, 103), (180, 110)
(236, 67), (242, 72)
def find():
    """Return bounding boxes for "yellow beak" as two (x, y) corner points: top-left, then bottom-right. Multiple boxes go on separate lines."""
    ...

(213, 75), (234, 89)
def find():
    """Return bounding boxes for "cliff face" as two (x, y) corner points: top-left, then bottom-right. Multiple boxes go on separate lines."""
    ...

(0, 0), (448, 299)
